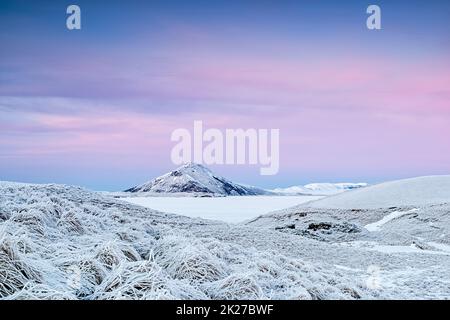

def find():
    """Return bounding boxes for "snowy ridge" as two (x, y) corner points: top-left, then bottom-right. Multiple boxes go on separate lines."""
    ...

(304, 175), (450, 209)
(125, 163), (271, 196)
(272, 183), (368, 196)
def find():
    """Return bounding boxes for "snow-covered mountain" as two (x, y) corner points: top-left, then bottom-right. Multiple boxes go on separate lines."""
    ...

(272, 182), (367, 196)
(125, 163), (271, 196)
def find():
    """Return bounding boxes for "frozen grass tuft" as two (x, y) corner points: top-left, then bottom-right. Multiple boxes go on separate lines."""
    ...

(205, 274), (264, 299)
(57, 211), (84, 234)
(93, 259), (173, 300)
(7, 283), (76, 300)
(0, 237), (41, 297)
(10, 210), (47, 236)
(95, 241), (141, 270)
(154, 235), (228, 283)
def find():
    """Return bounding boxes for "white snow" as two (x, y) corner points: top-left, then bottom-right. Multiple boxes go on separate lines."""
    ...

(365, 208), (419, 232)
(306, 176), (450, 209)
(427, 242), (450, 253)
(339, 241), (450, 256)
(334, 265), (362, 272)
(272, 182), (367, 196)
(122, 196), (323, 223)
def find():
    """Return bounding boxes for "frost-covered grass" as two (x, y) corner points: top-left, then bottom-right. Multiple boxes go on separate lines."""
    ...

(0, 182), (378, 300)
(1, 181), (449, 300)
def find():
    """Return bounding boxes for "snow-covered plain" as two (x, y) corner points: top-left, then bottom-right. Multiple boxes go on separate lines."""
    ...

(123, 196), (322, 223)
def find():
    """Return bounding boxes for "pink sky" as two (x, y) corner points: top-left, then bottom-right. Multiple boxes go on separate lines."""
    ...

(1, 1), (449, 190)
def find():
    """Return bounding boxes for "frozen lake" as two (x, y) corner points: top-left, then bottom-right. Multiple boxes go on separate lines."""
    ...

(122, 196), (323, 223)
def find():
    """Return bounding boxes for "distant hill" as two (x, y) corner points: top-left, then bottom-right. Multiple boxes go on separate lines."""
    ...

(272, 183), (367, 196)
(304, 175), (450, 209)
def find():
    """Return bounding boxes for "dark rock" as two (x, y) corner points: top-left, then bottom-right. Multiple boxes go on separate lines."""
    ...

(308, 222), (332, 231)
(171, 170), (182, 177)
(275, 224), (296, 230)
(0, 211), (9, 221)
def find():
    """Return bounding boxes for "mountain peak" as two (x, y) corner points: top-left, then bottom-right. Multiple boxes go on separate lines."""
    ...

(177, 162), (212, 174)
(125, 164), (270, 196)
(180, 162), (206, 169)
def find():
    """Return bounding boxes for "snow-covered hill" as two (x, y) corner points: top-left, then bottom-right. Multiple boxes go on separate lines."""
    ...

(1, 180), (449, 299)
(124, 163), (271, 196)
(304, 175), (450, 209)
(272, 183), (367, 196)
(248, 175), (450, 259)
